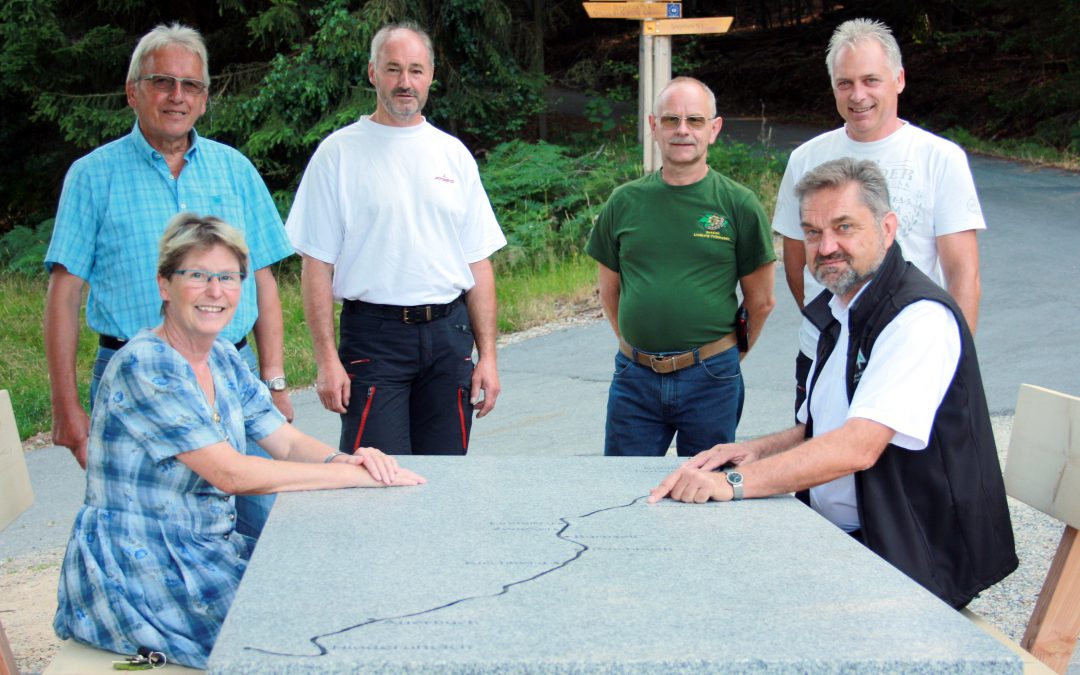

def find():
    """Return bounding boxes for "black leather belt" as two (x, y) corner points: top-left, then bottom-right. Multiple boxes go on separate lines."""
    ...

(99, 334), (248, 351)
(344, 294), (464, 324)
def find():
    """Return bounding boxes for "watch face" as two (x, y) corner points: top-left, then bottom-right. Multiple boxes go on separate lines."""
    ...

(266, 377), (287, 391)
(727, 471), (743, 486)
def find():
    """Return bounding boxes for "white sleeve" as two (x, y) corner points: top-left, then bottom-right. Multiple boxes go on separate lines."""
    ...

(458, 153), (506, 262)
(285, 141), (343, 264)
(771, 159), (804, 240)
(847, 300), (961, 449)
(930, 142), (986, 237)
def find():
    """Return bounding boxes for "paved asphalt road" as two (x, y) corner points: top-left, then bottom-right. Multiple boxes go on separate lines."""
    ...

(4, 120), (1079, 565)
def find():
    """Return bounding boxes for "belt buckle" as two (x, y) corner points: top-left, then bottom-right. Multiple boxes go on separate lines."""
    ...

(648, 354), (676, 374)
(402, 306), (433, 324)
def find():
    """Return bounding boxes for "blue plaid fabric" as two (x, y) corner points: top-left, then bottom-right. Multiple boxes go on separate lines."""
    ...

(45, 124), (293, 344)
(54, 330), (285, 668)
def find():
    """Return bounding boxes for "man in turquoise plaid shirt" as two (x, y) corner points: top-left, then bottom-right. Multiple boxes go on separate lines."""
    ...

(43, 22), (294, 539)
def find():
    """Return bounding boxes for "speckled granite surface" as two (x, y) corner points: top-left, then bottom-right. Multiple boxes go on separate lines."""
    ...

(208, 457), (1021, 674)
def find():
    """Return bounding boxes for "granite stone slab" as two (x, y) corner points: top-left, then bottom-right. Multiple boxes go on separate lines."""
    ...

(208, 457), (1021, 674)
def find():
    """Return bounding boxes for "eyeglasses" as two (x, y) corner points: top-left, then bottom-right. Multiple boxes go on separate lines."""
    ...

(139, 74), (208, 96)
(173, 269), (245, 289)
(658, 115), (713, 130)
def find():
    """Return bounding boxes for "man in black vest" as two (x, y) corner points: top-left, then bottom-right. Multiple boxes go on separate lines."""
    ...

(649, 157), (1016, 608)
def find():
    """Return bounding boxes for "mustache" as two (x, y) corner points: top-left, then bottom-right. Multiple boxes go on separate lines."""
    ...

(815, 252), (852, 265)
(392, 87), (419, 97)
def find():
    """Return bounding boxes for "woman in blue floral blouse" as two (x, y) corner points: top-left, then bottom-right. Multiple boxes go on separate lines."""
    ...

(53, 213), (426, 668)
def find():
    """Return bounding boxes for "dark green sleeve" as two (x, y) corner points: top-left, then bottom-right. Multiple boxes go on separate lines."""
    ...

(585, 195), (621, 272)
(733, 190), (777, 278)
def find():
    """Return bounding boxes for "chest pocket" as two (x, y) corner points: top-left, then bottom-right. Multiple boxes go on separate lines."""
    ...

(205, 193), (244, 227)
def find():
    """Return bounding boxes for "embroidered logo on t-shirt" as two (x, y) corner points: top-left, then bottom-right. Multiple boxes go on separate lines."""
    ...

(435, 174), (456, 184)
(692, 213), (732, 241)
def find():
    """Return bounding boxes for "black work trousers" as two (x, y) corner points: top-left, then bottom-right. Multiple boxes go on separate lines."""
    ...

(338, 299), (475, 455)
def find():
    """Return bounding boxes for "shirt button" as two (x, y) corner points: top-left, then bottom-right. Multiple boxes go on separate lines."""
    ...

(224, 533), (230, 540)
(179, 203), (187, 209)
(221, 496), (228, 501)
(228, 513), (236, 521)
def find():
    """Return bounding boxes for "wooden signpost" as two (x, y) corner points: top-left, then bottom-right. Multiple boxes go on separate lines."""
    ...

(643, 17), (734, 36)
(583, 1), (733, 172)
(582, 2), (682, 19)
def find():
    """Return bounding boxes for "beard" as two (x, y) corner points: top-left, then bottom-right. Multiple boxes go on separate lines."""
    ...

(379, 86), (424, 121)
(813, 250), (884, 297)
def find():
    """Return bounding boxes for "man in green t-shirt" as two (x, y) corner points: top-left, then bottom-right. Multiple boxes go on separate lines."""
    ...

(586, 76), (777, 456)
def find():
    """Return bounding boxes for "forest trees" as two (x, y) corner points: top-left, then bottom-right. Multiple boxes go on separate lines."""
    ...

(1, 0), (1076, 236)
(0, 0), (548, 229)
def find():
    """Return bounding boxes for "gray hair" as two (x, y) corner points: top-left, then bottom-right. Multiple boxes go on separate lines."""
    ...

(369, 22), (435, 69)
(826, 18), (903, 82)
(158, 213), (249, 280)
(652, 76), (717, 118)
(795, 157), (892, 224)
(127, 23), (210, 86)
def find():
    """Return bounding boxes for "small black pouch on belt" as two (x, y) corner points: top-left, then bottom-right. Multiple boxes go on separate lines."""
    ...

(735, 306), (749, 352)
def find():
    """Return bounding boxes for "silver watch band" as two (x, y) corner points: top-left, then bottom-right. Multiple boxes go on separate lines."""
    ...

(726, 472), (744, 500)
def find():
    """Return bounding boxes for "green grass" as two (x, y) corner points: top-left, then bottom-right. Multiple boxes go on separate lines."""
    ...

(0, 275), (91, 439)
(494, 254), (598, 334)
(942, 127), (1080, 171)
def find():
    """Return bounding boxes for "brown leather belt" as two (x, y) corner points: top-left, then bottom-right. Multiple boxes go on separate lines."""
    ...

(619, 333), (737, 374)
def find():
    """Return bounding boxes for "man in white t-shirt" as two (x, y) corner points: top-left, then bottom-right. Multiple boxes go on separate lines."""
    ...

(650, 158), (1016, 609)
(773, 18), (985, 411)
(287, 22), (506, 456)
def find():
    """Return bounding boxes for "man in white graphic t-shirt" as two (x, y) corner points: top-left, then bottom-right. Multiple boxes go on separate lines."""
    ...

(772, 18), (985, 411)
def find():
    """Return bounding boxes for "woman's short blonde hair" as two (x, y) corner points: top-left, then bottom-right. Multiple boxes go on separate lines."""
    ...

(158, 213), (249, 280)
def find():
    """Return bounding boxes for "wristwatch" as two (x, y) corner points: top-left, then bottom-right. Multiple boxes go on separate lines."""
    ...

(263, 376), (287, 392)
(725, 471), (744, 501)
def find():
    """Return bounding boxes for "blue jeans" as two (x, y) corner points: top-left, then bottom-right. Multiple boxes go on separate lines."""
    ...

(604, 346), (744, 457)
(91, 341), (275, 539)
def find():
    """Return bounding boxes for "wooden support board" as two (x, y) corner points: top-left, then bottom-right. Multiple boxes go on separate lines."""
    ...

(0, 390), (33, 531)
(1005, 384), (1080, 673)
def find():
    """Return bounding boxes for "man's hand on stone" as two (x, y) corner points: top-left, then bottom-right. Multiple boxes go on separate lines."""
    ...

(470, 358), (500, 418)
(681, 443), (747, 472)
(648, 467), (724, 504)
(316, 360), (351, 414)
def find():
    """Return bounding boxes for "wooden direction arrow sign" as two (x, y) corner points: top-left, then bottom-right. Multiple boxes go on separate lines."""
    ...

(643, 16), (733, 35)
(583, 2), (682, 19)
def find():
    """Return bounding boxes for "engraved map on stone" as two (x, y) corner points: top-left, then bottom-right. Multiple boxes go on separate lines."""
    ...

(208, 457), (1018, 674)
